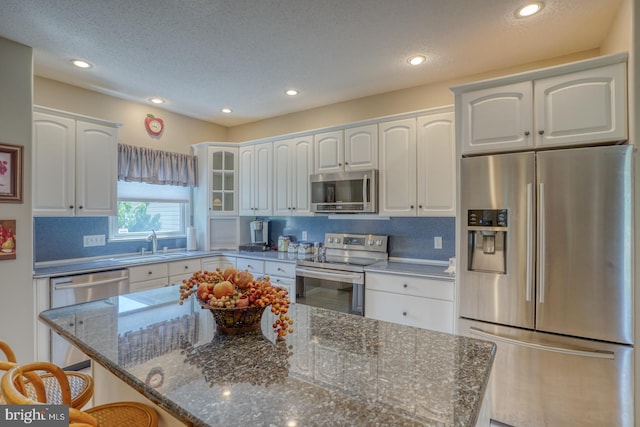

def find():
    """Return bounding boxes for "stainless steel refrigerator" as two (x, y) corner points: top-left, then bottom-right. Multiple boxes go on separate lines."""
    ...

(458, 144), (634, 427)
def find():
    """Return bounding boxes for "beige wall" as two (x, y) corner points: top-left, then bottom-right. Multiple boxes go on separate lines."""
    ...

(34, 77), (229, 154)
(0, 38), (34, 361)
(227, 49), (600, 142)
(601, 0), (631, 54)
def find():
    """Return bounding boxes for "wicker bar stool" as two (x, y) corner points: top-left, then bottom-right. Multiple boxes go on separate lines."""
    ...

(2, 361), (158, 427)
(0, 339), (93, 408)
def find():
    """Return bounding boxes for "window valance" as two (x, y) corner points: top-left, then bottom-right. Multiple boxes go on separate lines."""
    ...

(117, 143), (197, 187)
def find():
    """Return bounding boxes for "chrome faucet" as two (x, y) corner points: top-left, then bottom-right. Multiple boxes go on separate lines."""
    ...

(146, 229), (158, 254)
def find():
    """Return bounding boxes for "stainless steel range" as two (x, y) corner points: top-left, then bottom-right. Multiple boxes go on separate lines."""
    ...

(295, 233), (388, 316)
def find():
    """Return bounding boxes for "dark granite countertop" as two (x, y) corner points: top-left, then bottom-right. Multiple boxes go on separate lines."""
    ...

(39, 287), (495, 427)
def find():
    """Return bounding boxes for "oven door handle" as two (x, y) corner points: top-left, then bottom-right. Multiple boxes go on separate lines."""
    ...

(295, 267), (362, 283)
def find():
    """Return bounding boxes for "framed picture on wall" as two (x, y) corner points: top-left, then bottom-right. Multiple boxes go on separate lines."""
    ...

(0, 219), (16, 260)
(0, 143), (23, 203)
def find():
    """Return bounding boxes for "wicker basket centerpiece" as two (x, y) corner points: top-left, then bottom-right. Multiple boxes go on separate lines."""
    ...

(179, 268), (293, 337)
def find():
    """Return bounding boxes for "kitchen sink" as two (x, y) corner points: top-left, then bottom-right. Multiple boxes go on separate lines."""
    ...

(110, 252), (192, 263)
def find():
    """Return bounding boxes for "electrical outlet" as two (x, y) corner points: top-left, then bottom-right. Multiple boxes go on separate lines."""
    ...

(302, 231), (308, 241)
(83, 234), (106, 247)
(434, 236), (443, 249)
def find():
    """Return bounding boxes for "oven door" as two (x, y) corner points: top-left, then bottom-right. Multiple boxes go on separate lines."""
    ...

(295, 266), (364, 316)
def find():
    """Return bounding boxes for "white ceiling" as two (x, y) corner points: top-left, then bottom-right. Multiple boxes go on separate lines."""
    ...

(0, 0), (623, 127)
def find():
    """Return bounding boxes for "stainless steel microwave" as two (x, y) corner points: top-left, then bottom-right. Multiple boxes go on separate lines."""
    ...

(310, 170), (377, 213)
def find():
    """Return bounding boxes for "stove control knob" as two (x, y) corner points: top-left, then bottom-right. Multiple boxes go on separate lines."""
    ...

(375, 240), (383, 246)
(327, 237), (334, 243)
(367, 239), (374, 246)
(334, 237), (341, 244)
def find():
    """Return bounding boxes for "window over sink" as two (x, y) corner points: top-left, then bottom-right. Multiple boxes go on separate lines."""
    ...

(109, 181), (191, 240)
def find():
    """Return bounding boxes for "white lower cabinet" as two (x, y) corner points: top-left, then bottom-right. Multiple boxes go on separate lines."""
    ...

(129, 258), (209, 293)
(128, 263), (169, 293)
(168, 258), (202, 286)
(265, 260), (296, 303)
(201, 255), (236, 272)
(365, 272), (454, 333)
(236, 258), (265, 276)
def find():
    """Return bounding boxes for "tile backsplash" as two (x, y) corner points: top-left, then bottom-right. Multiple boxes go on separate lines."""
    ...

(262, 216), (455, 261)
(34, 215), (454, 263)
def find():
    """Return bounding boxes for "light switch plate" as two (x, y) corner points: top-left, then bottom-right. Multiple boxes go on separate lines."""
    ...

(83, 234), (106, 247)
(434, 236), (443, 249)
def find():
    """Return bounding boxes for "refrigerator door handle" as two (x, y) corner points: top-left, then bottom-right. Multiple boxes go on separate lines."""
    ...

(469, 327), (615, 359)
(538, 182), (546, 304)
(525, 182), (533, 302)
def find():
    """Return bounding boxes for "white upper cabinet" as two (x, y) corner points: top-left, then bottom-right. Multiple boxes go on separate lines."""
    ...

(314, 125), (377, 174)
(378, 110), (456, 217)
(239, 142), (272, 216)
(460, 81), (533, 154)
(33, 109), (118, 216)
(457, 57), (627, 155)
(534, 63), (627, 148)
(416, 111), (456, 216)
(378, 118), (417, 216)
(273, 136), (314, 216)
(194, 145), (238, 217)
(314, 130), (343, 173)
(344, 124), (378, 171)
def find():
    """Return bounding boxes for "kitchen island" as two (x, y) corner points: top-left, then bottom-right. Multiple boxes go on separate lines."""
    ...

(39, 286), (495, 427)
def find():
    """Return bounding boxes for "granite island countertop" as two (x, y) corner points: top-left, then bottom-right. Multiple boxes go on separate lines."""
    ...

(39, 286), (495, 427)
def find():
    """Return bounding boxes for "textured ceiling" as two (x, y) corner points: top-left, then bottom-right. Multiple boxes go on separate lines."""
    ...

(0, 0), (623, 127)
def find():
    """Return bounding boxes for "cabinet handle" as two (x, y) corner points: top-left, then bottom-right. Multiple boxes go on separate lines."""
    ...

(277, 268), (284, 272)
(524, 131), (530, 136)
(247, 265), (253, 269)
(68, 322), (74, 327)
(538, 130), (544, 135)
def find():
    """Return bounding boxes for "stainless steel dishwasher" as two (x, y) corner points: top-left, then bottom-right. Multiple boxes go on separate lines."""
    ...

(50, 269), (129, 370)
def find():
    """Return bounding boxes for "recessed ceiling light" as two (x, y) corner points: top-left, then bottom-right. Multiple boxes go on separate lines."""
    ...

(221, 108), (233, 114)
(516, 2), (544, 18)
(408, 55), (426, 66)
(149, 98), (165, 104)
(285, 89), (299, 96)
(71, 59), (92, 69)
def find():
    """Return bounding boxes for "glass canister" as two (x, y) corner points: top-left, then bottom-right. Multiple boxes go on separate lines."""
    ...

(288, 242), (299, 255)
(278, 235), (291, 252)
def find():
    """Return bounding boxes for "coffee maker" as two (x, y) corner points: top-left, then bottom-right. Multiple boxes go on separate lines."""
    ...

(240, 220), (270, 251)
(250, 220), (269, 245)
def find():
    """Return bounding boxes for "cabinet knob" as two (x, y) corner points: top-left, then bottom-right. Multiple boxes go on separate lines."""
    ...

(184, 265), (189, 269)
(69, 205), (74, 209)
(148, 271), (153, 275)
(524, 131), (530, 136)
(403, 283), (408, 288)
(345, 162), (349, 165)
(538, 130), (545, 135)
(78, 320), (84, 325)
(410, 205), (414, 209)
(78, 206), (83, 209)
(338, 163), (342, 166)
(418, 204), (423, 209)
(292, 207), (295, 210)
(402, 311), (407, 316)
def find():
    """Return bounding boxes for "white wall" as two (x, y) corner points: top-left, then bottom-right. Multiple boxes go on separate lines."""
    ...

(0, 37), (34, 361)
